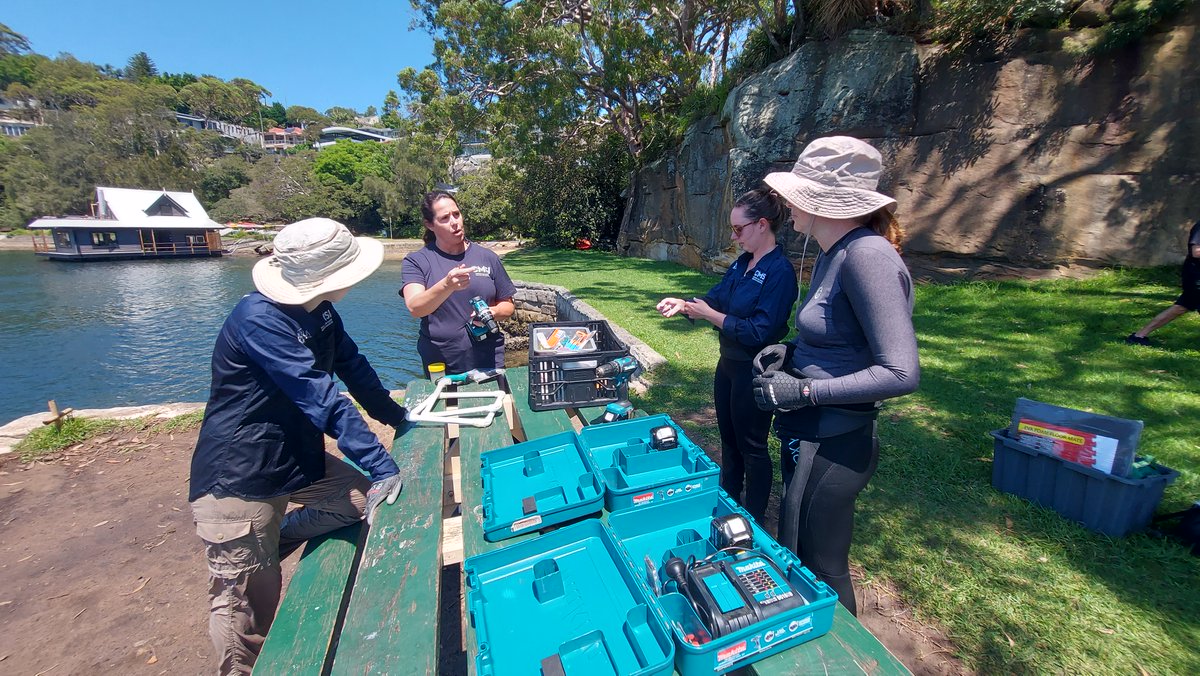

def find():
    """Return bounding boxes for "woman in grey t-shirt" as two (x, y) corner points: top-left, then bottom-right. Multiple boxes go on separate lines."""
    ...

(752, 137), (920, 616)
(400, 191), (516, 374)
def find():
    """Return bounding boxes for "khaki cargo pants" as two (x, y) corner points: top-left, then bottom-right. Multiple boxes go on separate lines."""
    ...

(191, 454), (370, 675)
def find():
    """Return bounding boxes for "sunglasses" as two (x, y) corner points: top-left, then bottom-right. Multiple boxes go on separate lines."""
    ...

(731, 219), (760, 236)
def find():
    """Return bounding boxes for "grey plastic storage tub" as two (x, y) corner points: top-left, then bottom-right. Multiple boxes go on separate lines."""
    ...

(990, 430), (1178, 537)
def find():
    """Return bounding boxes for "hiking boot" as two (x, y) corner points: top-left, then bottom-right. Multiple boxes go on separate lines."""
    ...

(1125, 333), (1151, 346)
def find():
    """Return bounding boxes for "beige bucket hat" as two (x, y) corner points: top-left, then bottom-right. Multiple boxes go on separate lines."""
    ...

(764, 136), (897, 219)
(252, 218), (384, 305)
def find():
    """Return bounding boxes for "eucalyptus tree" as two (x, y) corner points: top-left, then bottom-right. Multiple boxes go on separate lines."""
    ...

(406, 0), (760, 165)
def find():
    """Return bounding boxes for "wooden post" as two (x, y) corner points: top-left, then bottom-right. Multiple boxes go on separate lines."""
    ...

(42, 400), (74, 431)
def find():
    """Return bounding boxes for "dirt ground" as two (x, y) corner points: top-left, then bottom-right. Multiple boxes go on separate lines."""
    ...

(0, 413), (967, 676)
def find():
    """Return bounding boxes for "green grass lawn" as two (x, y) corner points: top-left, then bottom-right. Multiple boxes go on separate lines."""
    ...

(504, 249), (1200, 674)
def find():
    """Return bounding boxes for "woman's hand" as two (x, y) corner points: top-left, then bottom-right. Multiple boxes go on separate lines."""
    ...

(656, 297), (686, 317)
(683, 298), (714, 322)
(443, 265), (473, 292)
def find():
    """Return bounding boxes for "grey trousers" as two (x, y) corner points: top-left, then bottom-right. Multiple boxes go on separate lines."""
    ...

(190, 454), (370, 675)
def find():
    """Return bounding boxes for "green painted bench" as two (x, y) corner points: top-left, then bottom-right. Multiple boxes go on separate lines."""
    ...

(255, 379), (445, 675)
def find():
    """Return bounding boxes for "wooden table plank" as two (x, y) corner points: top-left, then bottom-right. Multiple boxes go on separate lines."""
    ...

(255, 523), (363, 676)
(331, 380), (447, 676)
(456, 380), (519, 676)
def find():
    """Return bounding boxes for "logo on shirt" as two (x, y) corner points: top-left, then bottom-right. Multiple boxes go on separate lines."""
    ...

(472, 265), (492, 277)
(752, 270), (767, 285)
(320, 310), (334, 331)
(296, 329), (312, 344)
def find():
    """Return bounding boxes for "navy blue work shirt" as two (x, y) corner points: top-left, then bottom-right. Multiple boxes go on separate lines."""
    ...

(400, 242), (517, 373)
(701, 245), (799, 361)
(189, 292), (405, 502)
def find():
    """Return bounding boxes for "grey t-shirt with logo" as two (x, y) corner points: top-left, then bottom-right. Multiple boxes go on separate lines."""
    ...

(400, 242), (517, 373)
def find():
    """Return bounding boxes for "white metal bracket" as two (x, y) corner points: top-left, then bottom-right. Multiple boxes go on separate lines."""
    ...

(405, 377), (506, 427)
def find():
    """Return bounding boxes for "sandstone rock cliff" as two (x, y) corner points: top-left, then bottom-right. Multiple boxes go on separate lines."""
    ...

(619, 7), (1200, 279)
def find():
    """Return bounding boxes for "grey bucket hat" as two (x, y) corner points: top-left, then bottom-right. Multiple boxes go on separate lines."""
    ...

(252, 218), (384, 305)
(763, 136), (897, 219)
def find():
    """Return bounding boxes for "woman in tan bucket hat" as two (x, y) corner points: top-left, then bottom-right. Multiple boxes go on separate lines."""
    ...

(751, 136), (921, 615)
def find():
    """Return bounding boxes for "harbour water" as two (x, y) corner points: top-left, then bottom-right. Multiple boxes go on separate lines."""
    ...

(0, 252), (424, 424)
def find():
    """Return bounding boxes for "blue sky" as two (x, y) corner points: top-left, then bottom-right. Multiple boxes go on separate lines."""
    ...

(3, 1), (436, 114)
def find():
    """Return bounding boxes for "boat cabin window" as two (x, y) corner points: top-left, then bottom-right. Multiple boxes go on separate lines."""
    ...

(186, 234), (207, 247)
(91, 231), (118, 247)
(55, 231), (71, 247)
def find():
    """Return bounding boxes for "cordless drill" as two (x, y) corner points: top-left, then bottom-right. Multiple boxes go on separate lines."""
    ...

(465, 296), (500, 342)
(595, 356), (640, 423)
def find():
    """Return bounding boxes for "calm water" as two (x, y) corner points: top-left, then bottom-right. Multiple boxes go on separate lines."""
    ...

(0, 252), (424, 424)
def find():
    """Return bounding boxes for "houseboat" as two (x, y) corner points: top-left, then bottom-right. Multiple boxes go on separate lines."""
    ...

(30, 187), (224, 261)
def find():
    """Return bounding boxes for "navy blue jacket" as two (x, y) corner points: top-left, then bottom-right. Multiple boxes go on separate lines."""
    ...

(189, 293), (405, 502)
(702, 245), (798, 361)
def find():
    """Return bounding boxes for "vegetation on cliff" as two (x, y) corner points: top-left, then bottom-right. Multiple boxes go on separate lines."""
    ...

(2, 2), (1191, 244)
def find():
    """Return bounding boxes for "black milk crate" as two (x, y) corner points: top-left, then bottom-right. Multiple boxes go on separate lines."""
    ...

(527, 320), (630, 411)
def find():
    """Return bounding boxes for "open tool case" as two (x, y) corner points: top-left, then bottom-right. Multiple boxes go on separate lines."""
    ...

(470, 417), (838, 673)
(579, 415), (720, 512)
(480, 431), (605, 542)
(608, 490), (838, 673)
(465, 520), (675, 676)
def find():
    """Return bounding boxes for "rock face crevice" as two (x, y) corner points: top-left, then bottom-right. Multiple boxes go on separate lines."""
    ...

(619, 8), (1200, 279)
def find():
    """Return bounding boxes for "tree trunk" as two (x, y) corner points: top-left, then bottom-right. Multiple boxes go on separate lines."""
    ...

(790, 0), (805, 51)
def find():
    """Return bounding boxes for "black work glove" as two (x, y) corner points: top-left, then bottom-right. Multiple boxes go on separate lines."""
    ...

(365, 473), (403, 526)
(752, 371), (814, 411)
(752, 343), (794, 376)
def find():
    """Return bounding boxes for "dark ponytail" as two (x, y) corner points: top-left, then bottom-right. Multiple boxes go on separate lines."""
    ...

(735, 187), (788, 233)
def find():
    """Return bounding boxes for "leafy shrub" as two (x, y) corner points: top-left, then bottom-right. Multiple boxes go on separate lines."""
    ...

(1089, 0), (1193, 53)
(511, 132), (629, 248)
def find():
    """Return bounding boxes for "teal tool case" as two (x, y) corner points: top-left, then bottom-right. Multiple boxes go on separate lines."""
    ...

(480, 431), (605, 542)
(464, 519), (676, 676)
(608, 489), (838, 674)
(580, 414), (720, 512)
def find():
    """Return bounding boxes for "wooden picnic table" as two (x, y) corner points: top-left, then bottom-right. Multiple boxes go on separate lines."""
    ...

(256, 366), (910, 675)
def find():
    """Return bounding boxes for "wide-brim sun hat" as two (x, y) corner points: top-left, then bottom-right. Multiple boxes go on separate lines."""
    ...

(763, 136), (897, 220)
(252, 217), (384, 305)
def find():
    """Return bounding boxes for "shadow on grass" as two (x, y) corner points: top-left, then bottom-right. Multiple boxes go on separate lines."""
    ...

(856, 266), (1200, 671)
(510, 249), (1200, 672)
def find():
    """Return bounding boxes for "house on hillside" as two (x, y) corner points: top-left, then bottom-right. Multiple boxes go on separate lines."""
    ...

(314, 126), (398, 148)
(29, 187), (224, 261)
(262, 126), (306, 151)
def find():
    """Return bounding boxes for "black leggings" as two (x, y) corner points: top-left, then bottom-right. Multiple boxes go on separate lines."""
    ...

(778, 422), (879, 616)
(713, 357), (774, 522)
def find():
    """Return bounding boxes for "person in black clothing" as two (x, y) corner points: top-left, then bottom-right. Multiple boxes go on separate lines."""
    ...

(752, 137), (920, 616)
(1126, 220), (1200, 346)
(656, 188), (798, 523)
(189, 218), (407, 674)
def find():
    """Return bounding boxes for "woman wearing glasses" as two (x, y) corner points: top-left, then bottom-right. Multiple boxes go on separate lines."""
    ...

(655, 188), (798, 524)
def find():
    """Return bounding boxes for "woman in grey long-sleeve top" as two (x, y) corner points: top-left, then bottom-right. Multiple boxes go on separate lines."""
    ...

(752, 136), (920, 616)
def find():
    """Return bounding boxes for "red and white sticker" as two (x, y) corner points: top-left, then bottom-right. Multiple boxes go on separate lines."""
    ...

(632, 492), (655, 505)
(717, 640), (747, 664)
